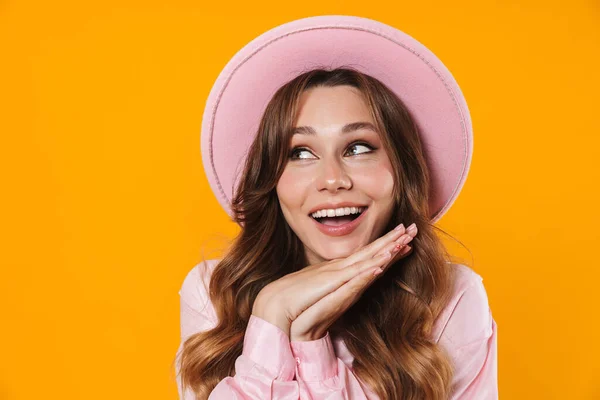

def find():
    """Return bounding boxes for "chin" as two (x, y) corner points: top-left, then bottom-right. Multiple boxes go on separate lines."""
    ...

(317, 243), (358, 261)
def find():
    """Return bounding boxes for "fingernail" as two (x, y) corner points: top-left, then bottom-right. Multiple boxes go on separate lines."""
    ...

(402, 235), (413, 245)
(394, 223), (405, 231)
(407, 223), (417, 232)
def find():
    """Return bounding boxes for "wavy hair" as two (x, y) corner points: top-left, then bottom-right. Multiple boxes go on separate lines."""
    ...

(176, 67), (463, 399)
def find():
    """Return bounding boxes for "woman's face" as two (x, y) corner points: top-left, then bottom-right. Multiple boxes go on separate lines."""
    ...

(276, 85), (396, 265)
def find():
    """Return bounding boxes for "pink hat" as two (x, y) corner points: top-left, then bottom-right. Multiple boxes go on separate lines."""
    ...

(201, 15), (473, 224)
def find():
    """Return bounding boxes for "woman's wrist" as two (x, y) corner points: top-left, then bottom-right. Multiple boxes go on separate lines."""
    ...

(252, 300), (291, 337)
(291, 331), (327, 342)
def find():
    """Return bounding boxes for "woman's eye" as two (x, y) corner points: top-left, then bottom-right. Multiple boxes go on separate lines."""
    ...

(289, 148), (316, 160)
(289, 142), (374, 160)
(345, 142), (374, 156)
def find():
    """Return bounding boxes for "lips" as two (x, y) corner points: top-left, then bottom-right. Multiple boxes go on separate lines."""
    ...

(307, 203), (368, 215)
(310, 208), (365, 223)
(310, 206), (369, 237)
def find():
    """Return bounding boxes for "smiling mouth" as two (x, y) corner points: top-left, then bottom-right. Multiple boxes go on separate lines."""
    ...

(311, 207), (367, 226)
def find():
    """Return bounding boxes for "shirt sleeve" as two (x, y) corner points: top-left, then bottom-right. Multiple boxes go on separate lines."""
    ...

(175, 262), (301, 399)
(288, 273), (499, 400)
(439, 276), (499, 400)
(289, 333), (379, 399)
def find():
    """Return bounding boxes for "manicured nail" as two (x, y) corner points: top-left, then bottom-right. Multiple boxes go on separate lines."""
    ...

(407, 223), (417, 232)
(394, 223), (405, 231)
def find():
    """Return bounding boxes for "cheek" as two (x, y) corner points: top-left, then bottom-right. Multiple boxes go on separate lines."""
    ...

(352, 162), (395, 199)
(276, 169), (308, 211)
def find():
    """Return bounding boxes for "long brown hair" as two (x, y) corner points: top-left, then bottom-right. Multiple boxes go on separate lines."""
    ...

(177, 67), (461, 399)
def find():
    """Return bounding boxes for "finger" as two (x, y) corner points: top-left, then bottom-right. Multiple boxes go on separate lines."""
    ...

(320, 263), (382, 313)
(346, 240), (408, 278)
(345, 259), (391, 296)
(306, 250), (392, 307)
(373, 242), (405, 272)
(373, 244), (413, 277)
(343, 227), (417, 274)
(369, 238), (408, 268)
(290, 286), (351, 336)
(373, 223), (417, 258)
(401, 244), (413, 257)
(344, 250), (394, 278)
(342, 224), (408, 267)
(343, 228), (417, 277)
(309, 250), (392, 296)
(360, 223), (418, 262)
(294, 247), (408, 331)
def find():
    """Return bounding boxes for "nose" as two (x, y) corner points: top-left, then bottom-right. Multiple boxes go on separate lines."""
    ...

(316, 156), (352, 193)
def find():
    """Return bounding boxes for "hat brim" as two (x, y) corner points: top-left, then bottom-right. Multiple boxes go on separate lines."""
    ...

(201, 15), (473, 224)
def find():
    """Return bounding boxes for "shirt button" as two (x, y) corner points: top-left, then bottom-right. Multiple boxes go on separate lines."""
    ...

(295, 357), (301, 365)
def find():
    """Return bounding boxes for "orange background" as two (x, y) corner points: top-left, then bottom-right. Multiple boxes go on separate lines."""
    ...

(1, 1), (599, 399)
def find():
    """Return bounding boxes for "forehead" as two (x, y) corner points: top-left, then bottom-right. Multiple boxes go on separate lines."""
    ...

(294, 85), (373, 127)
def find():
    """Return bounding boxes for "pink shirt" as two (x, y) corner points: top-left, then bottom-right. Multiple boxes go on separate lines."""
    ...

(175, 259), (498, 399)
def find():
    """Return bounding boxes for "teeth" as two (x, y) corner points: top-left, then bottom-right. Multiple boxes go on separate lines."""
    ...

(311, 206), (365, 219)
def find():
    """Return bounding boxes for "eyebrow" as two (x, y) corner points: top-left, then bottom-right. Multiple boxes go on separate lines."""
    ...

(292, 121), (378, 136)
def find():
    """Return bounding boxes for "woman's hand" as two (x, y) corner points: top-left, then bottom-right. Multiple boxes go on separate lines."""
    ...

(289, 224), (416, 341)
(251, 223), (418, 339)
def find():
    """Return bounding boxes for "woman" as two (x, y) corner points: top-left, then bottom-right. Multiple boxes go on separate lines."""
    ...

(175, 16), (498, 399)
